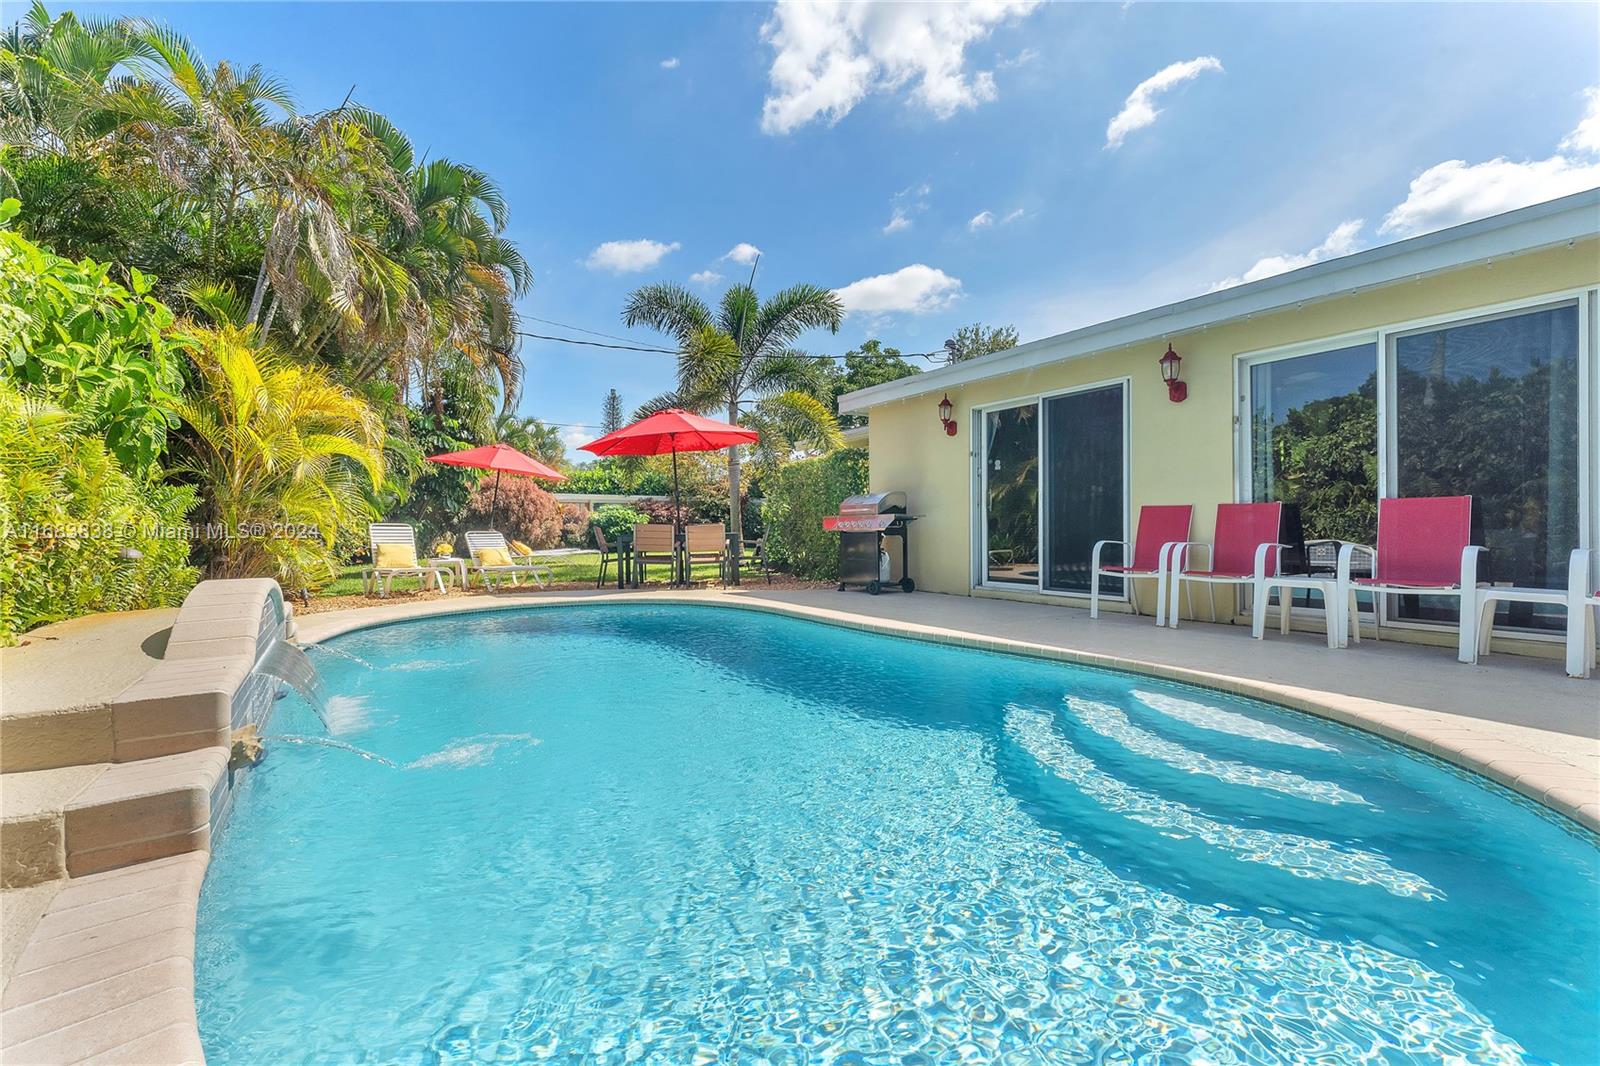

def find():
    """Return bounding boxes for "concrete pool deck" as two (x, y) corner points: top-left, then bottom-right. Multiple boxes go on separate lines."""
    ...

(1, 585), (1595, 1063)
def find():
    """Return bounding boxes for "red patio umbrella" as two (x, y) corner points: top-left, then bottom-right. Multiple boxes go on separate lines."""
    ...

(578, 408), (757, 535)
(427, 442), (567, 529)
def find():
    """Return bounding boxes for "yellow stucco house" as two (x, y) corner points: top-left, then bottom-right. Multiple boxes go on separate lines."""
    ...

(839, 189), (1600, 654)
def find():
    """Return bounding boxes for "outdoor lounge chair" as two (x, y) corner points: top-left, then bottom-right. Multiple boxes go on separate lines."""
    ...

(1090, 504), (1192, 625)
(632, 524), (678, 584)
(1166, 502), (1302, 632)
(684, 523), (728, 585)
(1565, 548), (1600, 678)
(364, 523), (454, 597)
(1334, 495), (1485, 660)
(465, 530), (552, 589)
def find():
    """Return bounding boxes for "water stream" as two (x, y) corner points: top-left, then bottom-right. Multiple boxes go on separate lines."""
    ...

(302, 644), (376, 670)
(257, 641), (330, 730)
(271, 735), (399, 767)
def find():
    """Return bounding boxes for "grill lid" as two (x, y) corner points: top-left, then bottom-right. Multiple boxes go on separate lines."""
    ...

(823, 514), (900, 532)
(839, 491), (906, 516)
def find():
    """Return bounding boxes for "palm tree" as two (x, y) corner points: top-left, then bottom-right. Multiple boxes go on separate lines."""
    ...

(172, 323), (385, 587)
(494, 411), (564, 466)
(622, 281), (843, 541)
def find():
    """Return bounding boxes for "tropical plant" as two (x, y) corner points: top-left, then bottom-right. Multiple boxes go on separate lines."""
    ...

(495, 411), (564, 465)
(171, 323), (384, 587)
(0, 201), (183, 476)
(559, 461), (671, 496)
(0, 378), (197, 642)
(622, 280), (844, 542)
(761, 448), (868, 580)
(588, 503), (650, 543)
(463, 475), (561, 549)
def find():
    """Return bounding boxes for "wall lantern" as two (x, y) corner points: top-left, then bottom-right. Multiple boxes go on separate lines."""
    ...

(1158, 344), (1188, 403)
(937, 393), (958, 436)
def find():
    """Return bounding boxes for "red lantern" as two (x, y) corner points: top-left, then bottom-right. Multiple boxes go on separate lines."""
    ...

(1158, 344), (1187, 403)
(937, 393), (957, 436)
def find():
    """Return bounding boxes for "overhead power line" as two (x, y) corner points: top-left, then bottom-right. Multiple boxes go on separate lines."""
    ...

(514, 327), (947, 363)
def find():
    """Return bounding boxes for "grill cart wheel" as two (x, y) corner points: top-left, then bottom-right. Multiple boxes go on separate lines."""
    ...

(900, 578), (915, 593)
(866, 580), (881, 595)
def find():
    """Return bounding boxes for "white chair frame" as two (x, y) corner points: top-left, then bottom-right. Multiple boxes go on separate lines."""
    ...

(1164, 541), (1289, 631)
(465, 530), (552, 589)
(364, 523), (452, 597)
(1566, 548), (1600, 679)
(1089, 540), (1183, 626)
(1335, 542), (1485, 661)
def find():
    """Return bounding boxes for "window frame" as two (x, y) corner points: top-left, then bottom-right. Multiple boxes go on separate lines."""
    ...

(969, 376), (1132, 597)
(1234, 286), (1597, 642)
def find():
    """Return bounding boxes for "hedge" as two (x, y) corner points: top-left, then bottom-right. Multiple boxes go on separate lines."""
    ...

(761, 448), (868, 580)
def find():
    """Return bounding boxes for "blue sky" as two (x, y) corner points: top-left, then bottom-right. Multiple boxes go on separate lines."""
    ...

(40, 1), (1600, 448)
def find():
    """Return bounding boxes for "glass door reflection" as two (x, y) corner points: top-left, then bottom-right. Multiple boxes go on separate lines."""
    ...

(984, 404), (1039, 586)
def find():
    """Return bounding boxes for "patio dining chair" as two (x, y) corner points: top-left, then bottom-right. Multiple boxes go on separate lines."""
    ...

(1565, 548), (1600, 678)
(684, 523), (728, 585)
(363, 523), (453, 597)
(1334, 495), (1485, 660)
(465, 530), (552, 589)
(1090, 504), (1192, 625)
(1165, 502), (1305, 633)
(592, 523), (615, 589)
(632, 524), (678, 584)
(739, 536), (773, 585)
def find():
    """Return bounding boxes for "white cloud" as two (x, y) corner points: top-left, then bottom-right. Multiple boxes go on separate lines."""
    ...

(1210, 219), (1364, 291)
(1105, 55), (1223, 150)
(722, 242), (762, 265)
(689, 269), (723, 286)
(968, 210), (995, 231)
(759, 0), (1042, 135)
(882, 181), (930, 234)
(1560, 86), (1600, 155)
(997, 47), (1038, 70)
(660, 57), (681, 70)
(1380, 90), (1600, 237)
(833, 264), (962, 314)
(584, 239), (680, 274)
(562, 423), (595, 452)
(1001, 207), (1025, 223)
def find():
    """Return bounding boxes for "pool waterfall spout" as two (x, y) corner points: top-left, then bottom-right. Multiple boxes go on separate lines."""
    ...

(257, 640), (330, 730)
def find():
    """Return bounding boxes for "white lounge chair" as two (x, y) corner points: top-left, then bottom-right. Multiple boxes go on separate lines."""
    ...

(364, 523), (453, 597)
(465, 530), (552, 589)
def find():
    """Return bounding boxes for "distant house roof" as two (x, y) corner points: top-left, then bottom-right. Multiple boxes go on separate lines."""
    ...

(839, 188), (1600, 413)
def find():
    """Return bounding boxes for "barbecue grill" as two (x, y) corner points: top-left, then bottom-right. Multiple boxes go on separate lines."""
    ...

(823, 492), (916, 595)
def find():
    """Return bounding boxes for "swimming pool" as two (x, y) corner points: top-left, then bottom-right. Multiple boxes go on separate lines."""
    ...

(196, 604), (1599, 1063)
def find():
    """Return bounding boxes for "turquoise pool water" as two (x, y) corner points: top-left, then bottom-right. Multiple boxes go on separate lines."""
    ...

(196, 605), (1600, 1064)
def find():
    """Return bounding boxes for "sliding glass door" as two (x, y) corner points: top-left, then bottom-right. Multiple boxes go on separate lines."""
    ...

(1389, 301), (1581, 631)
(1043, 384), (1126, 594)
(981, 404), (1039, 586)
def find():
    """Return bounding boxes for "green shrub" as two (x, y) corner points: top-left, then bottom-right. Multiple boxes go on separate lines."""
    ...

(561, 462), (671, 496)
(0, 381), (197, 642)
(589, 504), (650, 542)
(0, 201), (184, 479)
(761, 448), (868, 580)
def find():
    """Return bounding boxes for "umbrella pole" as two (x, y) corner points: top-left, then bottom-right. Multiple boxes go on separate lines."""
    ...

(491, 470), (501, 530)
(671, 441), (683, 586)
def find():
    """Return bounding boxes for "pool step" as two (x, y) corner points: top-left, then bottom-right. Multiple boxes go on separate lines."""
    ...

(0, 749), (229, 891)
(0, 852), (206, 1064)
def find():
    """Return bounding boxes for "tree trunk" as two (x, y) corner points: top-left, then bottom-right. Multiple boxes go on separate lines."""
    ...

(246, 254), (271, 326)
(727, 399), (743, 543)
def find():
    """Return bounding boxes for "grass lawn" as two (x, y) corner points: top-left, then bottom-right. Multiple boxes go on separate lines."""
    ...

(314, 552), (750, 599)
